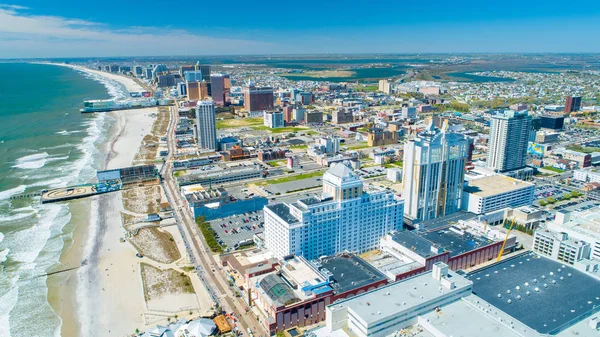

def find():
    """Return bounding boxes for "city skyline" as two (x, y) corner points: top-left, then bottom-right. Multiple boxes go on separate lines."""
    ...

(2, 1), (600, 58)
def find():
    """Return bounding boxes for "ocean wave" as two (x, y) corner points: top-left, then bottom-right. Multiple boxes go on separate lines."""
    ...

(12, 152), (49, 169)
(0, 286), (18, 337)
(78, 71), (129, 100)
(0, 207), (38, 222)
(0, 185), (26, 201)
(39, 143), (75, 151)
(0, 249), (8, 264)
(12, 153), (71, 170)
(7, 204), (66, 265)
(56, 130), (83, 136)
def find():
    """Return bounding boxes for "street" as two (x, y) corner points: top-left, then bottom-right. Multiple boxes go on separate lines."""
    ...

(162, 104), (267, 336)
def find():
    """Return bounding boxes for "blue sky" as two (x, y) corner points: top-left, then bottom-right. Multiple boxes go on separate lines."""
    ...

(1, 0), (600, 58)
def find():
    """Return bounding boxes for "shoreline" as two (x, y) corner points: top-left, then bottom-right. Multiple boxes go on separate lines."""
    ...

(44, 64), (157, 337)
(44, 62), (145, 93)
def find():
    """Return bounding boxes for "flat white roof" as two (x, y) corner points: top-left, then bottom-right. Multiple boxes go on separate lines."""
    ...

(328, 269), (472, 325)
(421, 297), (523, 337)
(464, 175), (533, 197)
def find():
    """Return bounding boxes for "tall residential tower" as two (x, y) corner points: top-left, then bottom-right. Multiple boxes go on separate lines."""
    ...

(402, 122), (469, 222)
(487, 110), (532, 173)
(195, 101), (217, 151)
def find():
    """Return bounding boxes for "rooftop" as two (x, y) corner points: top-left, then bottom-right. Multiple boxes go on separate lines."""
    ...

(313, 254), (387, 294)
(390, 231), (441, 258)
(328, 267), (472, 325)
(419, 227), (493, 257)
(415, 210), (476, 231)
(550, 209), (600, 238)
(464, 175), (534, 197)
(361, 250), (423, 277)
(421, 297), (523, 337)
(325, 162), (359, 180)
(466, 252), (600, 335)
(266, 203), (299, 224)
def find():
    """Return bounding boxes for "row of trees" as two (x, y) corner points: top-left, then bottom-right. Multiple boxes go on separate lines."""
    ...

(195, 216), (224, 253)
(539, 191), (581, 206)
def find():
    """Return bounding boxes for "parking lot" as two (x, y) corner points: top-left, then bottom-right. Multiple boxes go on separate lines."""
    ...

(209, 210), (264, 250)
(265, 176), (322, 195)
(534, 185), (570, 199)
(553, 199), (599, 213)
(355, 166), (387, 178)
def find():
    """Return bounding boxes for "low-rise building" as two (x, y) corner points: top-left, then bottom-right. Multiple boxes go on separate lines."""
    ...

(247, 254), (388, 334)
(533, 229), (592, 267)
(548, 210), (600, 262)
(504, 205), (545, 230)
(462, 175), (534, 215)
(367, 128), (398, 147)
(177, 167), (263, 186)
(378, 218), (515, 281)
(574, 169), (600, 184)
(304, 110), (323, 124)
(535, 131), (560, 144)
(558, 149), (592, 168)
(386, 168), (402, 182)
(332, 108), (355, 124)
(320, 263), (471, 337)
(311, 252), (600, 337)
(257, 148), (287, 162)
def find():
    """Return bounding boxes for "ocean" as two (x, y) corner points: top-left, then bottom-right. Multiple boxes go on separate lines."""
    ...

(0, 63), (128, 337)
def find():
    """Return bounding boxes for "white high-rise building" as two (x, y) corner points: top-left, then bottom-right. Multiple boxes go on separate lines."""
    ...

(196, 101), (217, 151)
(487, 110), (532, 173)
(263, 162), (404, 260)
(402, 122), (469, 222)
(264, 111), (284, 128)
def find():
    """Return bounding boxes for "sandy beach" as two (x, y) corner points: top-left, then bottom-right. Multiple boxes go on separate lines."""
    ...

(45, 65), (212, 337)
(44, 64), (157, 337)
(55, 63), (145, 93)
(48, 107), (157, 337)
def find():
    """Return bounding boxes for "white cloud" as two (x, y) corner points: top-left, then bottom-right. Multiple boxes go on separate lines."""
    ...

(0, 6), (275, 58)
(0, 4), (28, 10)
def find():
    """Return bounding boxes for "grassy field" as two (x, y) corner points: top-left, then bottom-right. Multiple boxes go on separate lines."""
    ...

(383, 161), (403, 168)
(267, 159), (287, 167)
(542, 166), (565, 173)
(265, 170), (324, 185)
(347, 142), (371, 150)
(566, 144), (600, 154)
(355, 84), (379, 92)
(290, 144), (308, 150)
(251, 125), (310, 133)
(216, 117), (264, 129)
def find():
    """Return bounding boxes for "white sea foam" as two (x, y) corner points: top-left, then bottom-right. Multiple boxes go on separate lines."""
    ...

(39, 143), (75, 151)
(0, 185), (26, 201)
(12, 152), (49, 169)
(0, 286), (18, 337)
(0, 249), (8, 264)
(56, 130), (82, 136)
(79, 70), (128, 100)
(0, 207), (38, 222)
(0, 65), (122, 337)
